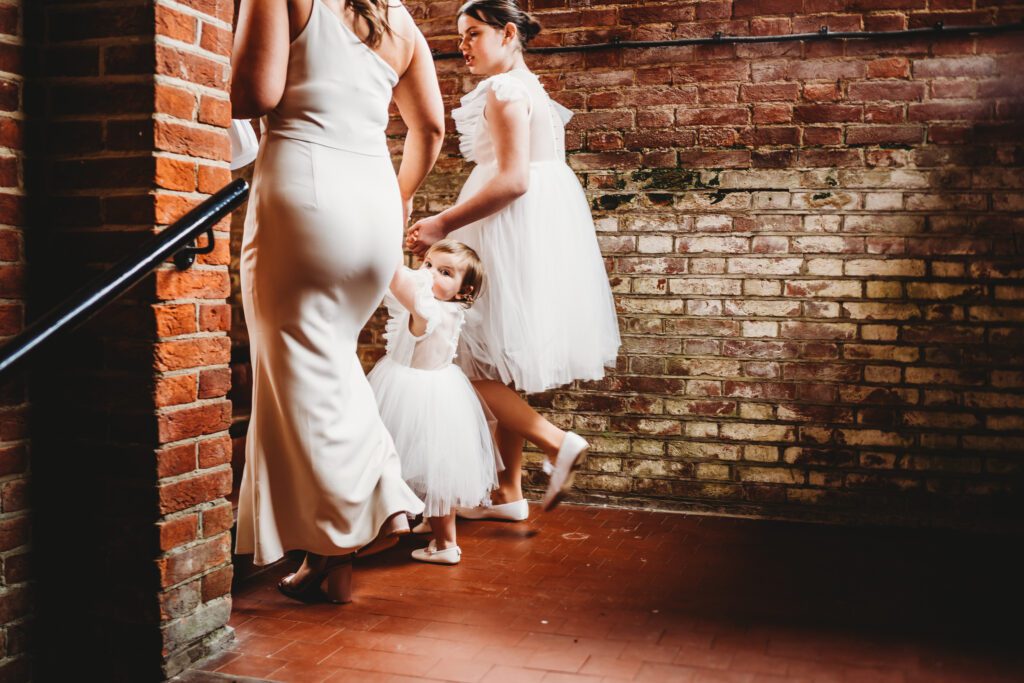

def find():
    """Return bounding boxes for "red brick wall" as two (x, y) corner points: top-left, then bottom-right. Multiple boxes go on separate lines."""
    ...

(21, 0), (236, 678)
(152, 0), (235, 677)
(391, 0), (1024, 527)
(0, 1), (28, 678)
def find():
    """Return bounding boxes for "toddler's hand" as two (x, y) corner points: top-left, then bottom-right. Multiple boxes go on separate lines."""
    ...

(405, 215), (445, 256)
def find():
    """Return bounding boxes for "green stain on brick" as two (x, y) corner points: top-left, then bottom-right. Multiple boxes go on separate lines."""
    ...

(632, 168), (699, 190)
(812, 191), (832, 200)
(631, 168), (721, 191)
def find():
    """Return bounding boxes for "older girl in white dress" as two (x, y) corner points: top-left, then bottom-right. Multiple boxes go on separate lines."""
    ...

(407, 0), (620, 517)
(368, 240), (498, 564)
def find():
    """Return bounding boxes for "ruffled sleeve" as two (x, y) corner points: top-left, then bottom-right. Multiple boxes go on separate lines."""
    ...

(551, 99), (574, 126)
(489, 73), (532, 111)
(451, 72), (533, 163)
(381, 289), (403, 357)
(406, 267), (443, 337)
(382, 267), (444, 357)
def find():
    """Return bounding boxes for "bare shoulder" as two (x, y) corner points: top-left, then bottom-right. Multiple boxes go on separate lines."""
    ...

(381, 1), (425, 75)
(386, 1), (418, 36)
(386, 1), (424, 54)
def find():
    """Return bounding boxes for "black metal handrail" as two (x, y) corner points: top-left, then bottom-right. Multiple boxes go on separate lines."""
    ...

(431, 21), (1024, 59)
(0, 179), (250, 382)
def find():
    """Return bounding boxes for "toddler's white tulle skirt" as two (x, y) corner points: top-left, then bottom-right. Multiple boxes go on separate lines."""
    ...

(450, 160), (621, 394)
(368, 357), (498, 518)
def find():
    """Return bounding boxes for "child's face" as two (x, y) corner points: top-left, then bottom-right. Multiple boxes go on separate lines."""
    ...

(421, 250), (467, 302)
(457, 14), (516, 76)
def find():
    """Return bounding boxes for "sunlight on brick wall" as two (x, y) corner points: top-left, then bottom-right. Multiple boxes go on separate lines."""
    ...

(388, 0), (1024, 527)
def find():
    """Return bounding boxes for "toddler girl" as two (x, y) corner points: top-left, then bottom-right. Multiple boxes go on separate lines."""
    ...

(368, 239), (499, 564)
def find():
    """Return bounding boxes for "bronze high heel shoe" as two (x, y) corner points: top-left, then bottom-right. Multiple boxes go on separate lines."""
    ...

(277, 553), (354, 604)
(323, 561), (353, 604)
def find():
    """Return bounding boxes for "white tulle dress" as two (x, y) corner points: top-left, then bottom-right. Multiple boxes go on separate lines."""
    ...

(449, 69), (621, 394)
(367, 267), (499, 518)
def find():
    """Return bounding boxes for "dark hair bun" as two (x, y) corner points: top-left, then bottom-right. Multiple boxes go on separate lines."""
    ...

(521, 14), (542, 43)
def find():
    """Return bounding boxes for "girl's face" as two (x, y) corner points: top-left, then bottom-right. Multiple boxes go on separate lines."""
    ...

(421, 250), (468, 302)
(457, 14), (517, 75)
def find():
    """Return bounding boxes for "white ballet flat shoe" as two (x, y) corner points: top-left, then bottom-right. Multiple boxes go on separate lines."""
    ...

(542, 431), (589, 512)
(412, 519), (432, 534)
(456, 498), (529, 522)
(411, 540), (461, 565)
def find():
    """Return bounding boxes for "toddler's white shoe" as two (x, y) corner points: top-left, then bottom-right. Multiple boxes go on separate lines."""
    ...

(412, 519), (432, 534)
(456, 498), (529, 521)
(542, 431), (589, 512)
(411, 540), (461, 565)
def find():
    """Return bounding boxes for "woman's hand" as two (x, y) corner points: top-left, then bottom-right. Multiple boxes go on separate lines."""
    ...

(405, 215), (446, 256)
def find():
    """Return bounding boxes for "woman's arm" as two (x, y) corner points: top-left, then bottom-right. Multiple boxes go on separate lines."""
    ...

(389, 267), (428, 336)
(391, 12), (445, 225)
(231, 0), (291, 119)
(406, 89), (530, 255)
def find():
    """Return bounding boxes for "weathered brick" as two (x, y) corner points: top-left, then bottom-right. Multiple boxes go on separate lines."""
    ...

(159, 514), (200, 552)
(201, 564), (234, 602)
(158, 534), (231, 588)
(158, 468), (232, 516)
(194, 438), (229, 471)
(155, 120), (230, 162)
(844, 259), (926, 277)
(155, 337), (230, 372)
(155, 373), (199, 407)
(158, 401), (232, 443)
(156, 269), (231, 300)
(196, 500), (233, 542)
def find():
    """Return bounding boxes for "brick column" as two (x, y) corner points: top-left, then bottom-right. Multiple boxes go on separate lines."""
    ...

(152, 0), (235, 676)
(22, 0), (235, 678)
(0, 1), (29, 679)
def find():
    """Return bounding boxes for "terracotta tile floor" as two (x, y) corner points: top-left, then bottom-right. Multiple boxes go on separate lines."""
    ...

(189, 504), (1023, 682)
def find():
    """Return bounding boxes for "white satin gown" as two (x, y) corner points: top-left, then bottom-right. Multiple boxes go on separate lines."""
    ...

(235, 0), (424, 566)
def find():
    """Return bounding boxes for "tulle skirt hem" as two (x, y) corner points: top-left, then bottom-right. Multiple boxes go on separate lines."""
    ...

(368, 357), (498, 517)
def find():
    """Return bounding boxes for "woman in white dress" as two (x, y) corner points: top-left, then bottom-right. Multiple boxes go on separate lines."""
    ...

(231, 0), (444, 603)
(407, 0), (621, 518)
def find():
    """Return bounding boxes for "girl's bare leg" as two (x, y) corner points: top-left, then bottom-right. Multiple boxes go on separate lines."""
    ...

(473, 379), (565, 503)
(493, 423), (524, 504)
(430, 512), (457, 550)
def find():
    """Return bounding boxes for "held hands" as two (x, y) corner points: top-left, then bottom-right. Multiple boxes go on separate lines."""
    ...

(405, 214), (446, 256)
(402, 196), (414, 227)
